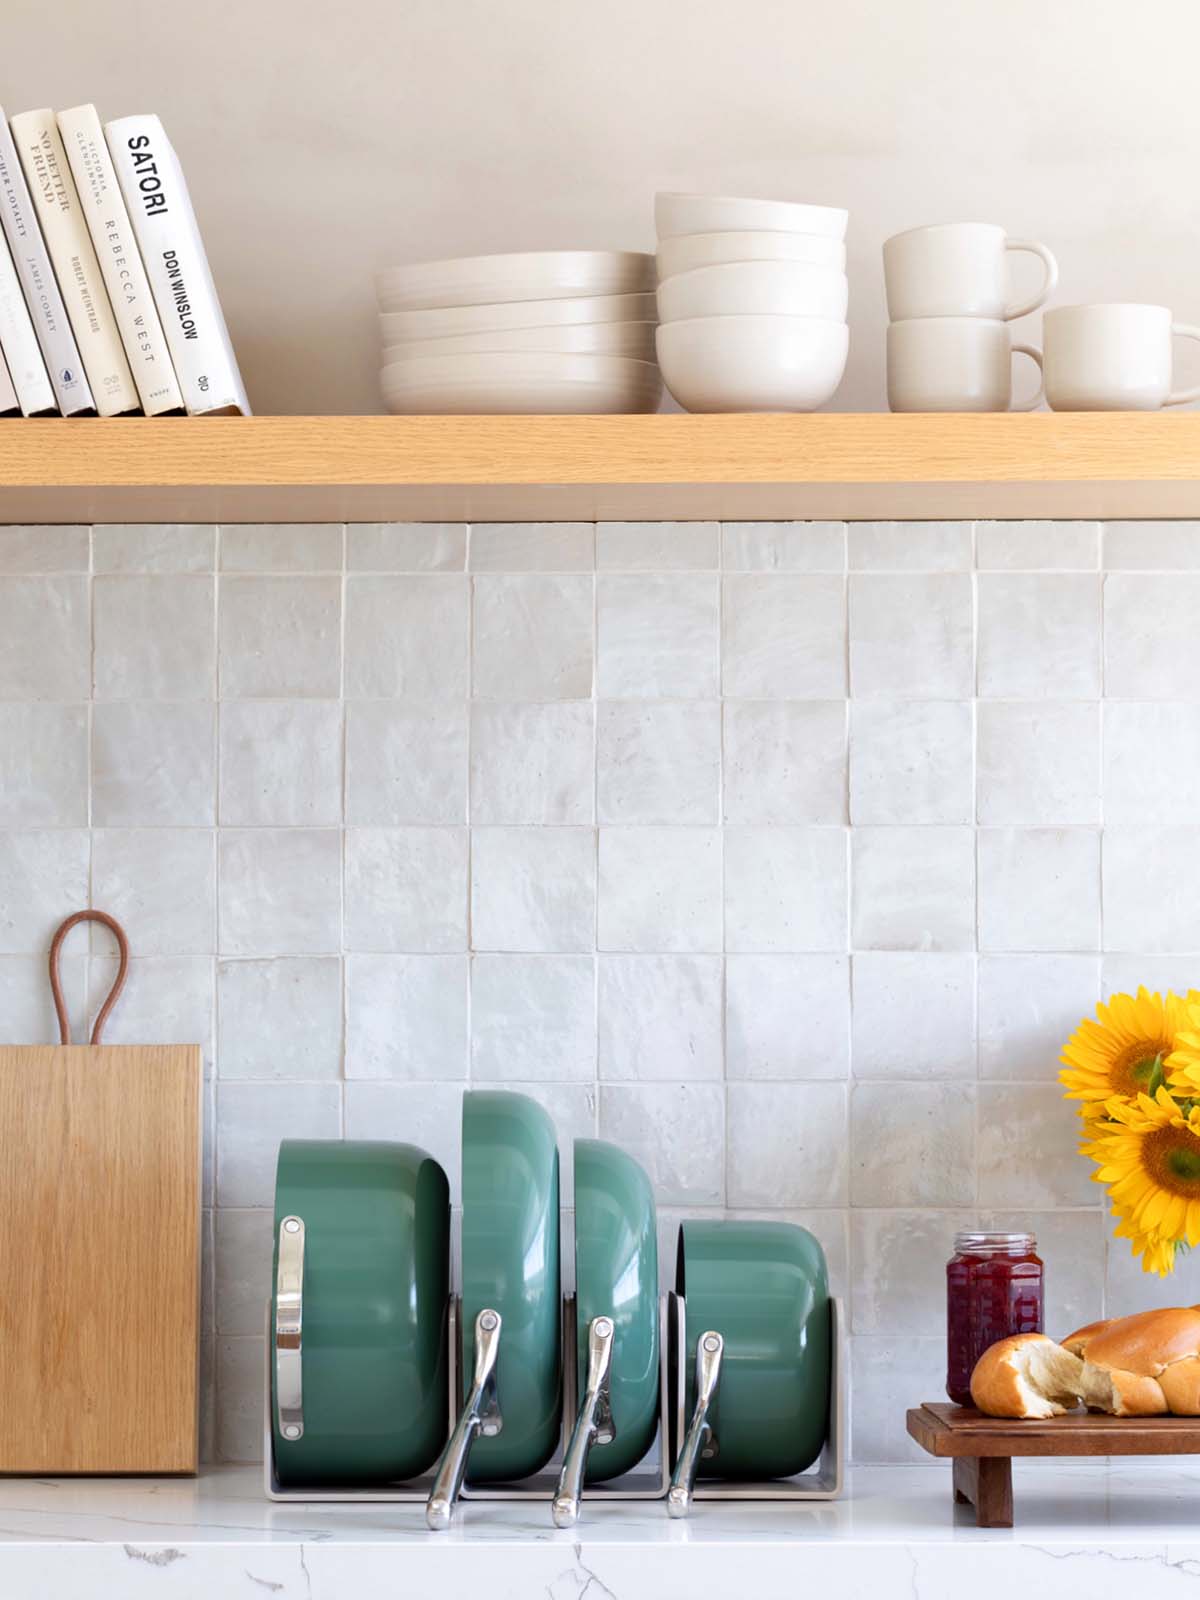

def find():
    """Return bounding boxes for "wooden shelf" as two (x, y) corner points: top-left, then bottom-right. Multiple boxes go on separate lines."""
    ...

(2, 413), (1199, 523)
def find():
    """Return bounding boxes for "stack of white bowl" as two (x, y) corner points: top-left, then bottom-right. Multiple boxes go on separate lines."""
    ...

(377, 250), (661, 413)
(653, 193), (850, 412)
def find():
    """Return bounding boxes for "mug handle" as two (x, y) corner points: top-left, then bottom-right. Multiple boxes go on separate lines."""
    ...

(1167, 324), (1200, 405)
(1010, 342), (1045, 412)
(1004, 240), (1059, 320)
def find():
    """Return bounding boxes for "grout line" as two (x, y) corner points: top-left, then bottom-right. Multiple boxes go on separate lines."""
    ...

(590, 543), (600, 1136)
(717, 559), (728, 1210)
(338, 522), (348, 1126)
(466, 527), (476, 1093)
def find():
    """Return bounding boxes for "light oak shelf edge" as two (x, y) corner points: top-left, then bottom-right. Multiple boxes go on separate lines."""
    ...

(0, 413), (1197, 523)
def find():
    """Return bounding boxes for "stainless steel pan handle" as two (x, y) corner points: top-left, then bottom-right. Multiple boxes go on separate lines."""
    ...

(551, 1314), (615, 1527)
(274, 1216), (305, 1441)
(667, 1329), (723, 1518)
(426, 1308), (503, 1531)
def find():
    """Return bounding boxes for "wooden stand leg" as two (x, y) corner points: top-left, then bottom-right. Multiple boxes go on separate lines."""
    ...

(952, 1456), (1013, 1528)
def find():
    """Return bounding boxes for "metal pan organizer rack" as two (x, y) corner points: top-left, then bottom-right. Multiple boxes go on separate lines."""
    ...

(263, 1294), (844, 1511)
(666, 1293), (845, 1503)
(262, 1295), (672, 1506)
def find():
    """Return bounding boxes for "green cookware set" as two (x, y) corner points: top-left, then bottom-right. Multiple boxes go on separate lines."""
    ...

(270, 1089), (834, 1526)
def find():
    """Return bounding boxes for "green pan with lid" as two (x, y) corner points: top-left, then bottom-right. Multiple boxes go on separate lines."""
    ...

(669, 1220), (829, 1515)
(271, 1139), (450, 1486)
(426, 1090), (561, 1528)
(551, 1139), (659, 1527)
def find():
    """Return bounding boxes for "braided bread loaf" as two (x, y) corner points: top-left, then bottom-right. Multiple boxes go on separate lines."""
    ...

(970, 1307), (1200, 1418)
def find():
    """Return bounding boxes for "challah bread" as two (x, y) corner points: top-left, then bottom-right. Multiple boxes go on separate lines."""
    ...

(971, 1307), (1200, 1420)
(969, 1333), (1084, 1419)
(1060, 1318), (1111, 1359)
(1075, 1306), (1200, 1416)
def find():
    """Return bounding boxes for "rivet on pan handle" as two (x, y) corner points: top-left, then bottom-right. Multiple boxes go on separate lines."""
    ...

(275, 1216), (305, 1441)
(667, 1329), (723, 1518)
(426, 1308), (503, 1531)
(551, 1314), (616, 1528)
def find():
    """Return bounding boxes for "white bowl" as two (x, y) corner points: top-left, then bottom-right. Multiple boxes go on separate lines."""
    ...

(382, 320), (657, 362)
(376, 250), (655, 311)
(380, 292), (657, 343)
(657, 260), (848, 323)
(655, 192), (848, 240)
(656, 316), (849, 413)
(380, 351), (663, 414)
(657, 229), (846, 279)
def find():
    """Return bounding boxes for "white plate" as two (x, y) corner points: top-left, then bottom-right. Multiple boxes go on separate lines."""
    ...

(380, 293), (657, 343)
(377, 250), (655, 311)
(656, 316), (849, 413)
(380, 351), (663, 414)
(658, 261), (848, 323)
(657, 230), (846, 279)
(382, 320), (657, 361)
(655, 192), (848, 240)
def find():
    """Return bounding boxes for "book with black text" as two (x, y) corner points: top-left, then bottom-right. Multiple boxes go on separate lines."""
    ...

(106, 114), (249, 415)
(0, 223), (54, 414)
(0, 106), (93, 414)
(11, 108), (139, 416)
(58, 103), (183, 416)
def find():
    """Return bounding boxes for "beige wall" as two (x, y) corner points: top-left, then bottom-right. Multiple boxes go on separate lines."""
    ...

(8, 0), (1198, 414)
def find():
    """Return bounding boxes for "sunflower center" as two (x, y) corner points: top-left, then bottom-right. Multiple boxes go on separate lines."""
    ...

(1112, 1040), (1170, 1095)
(1143, 1126), (1200, 1194)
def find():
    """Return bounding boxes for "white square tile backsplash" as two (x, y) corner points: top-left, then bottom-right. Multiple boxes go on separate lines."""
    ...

(1, 576), (90, 699)
(0, 702), (88, 826)
(95, 576), (216, 700)
(6, 517), (1200, 1465)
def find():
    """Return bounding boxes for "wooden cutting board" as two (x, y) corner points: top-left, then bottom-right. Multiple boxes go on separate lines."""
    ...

(907, 1401), (1200, 1526)
(0, 914), (202, 1474)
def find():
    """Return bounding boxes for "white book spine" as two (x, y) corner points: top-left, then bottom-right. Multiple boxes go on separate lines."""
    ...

(0, 342), (18, 415)
(0, 109), (92, 415)
(105, 114), (249, 416)
(57, 104), (183, 417)
(0, 224), (54, 414)
(11, 109), (138, 417)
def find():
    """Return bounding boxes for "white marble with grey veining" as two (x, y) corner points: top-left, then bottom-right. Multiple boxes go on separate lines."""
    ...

(2, 1463), (1200, 1598)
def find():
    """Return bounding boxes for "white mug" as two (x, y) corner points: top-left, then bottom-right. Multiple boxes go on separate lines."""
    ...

(1043, 303), (1200, 411)
(887, 317), (1044, 412)
(883, 223), (1058, 321)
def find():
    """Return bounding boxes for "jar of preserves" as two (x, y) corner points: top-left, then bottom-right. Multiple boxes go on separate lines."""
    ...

(946, 1231), (1043, 1407)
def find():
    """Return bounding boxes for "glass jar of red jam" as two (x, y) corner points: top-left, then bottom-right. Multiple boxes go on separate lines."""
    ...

(946, 1231), (1043, 1407)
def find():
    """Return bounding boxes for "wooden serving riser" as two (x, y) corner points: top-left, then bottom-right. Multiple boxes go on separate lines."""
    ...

(907, 1402), (1200, 1528)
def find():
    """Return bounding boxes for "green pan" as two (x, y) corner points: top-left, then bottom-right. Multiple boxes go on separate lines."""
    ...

(669, 1220), (829, 1515)
(271, 1140), (450, 1486)
(426, 1091), (561, 1528)
(551, 1139), (659, 1526)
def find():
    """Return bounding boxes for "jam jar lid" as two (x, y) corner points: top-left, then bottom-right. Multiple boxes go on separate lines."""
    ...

(953, 1229), (1036, 1253)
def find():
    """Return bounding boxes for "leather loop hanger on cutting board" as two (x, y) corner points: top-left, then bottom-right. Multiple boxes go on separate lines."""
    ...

(47, 909), (130, 1045)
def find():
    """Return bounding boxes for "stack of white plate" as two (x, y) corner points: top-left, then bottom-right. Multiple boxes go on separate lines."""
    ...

(654, 193), (850, 412)
(377, 250), (661, 413)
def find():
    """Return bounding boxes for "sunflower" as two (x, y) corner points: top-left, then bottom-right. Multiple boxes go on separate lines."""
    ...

(1112, 1210), (1179, 1276)
(1060, 987), (1193, 1107)
(1086, 1088), (1200, 1259)
(1166, 997), (1200, 1095)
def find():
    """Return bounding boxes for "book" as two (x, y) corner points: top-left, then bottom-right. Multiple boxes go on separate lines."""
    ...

(105, 114), (249, 416)
(0, 107), (93, 415)
(11, 109), (139, 417)
(0, 344), (18, 415)
(57, 103), (183, 417)
(0, 225), (54, 414)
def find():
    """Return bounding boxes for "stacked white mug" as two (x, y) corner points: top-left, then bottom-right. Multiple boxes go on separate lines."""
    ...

(883, 223), (1058, 411)
(1043, 304), (1200, 410)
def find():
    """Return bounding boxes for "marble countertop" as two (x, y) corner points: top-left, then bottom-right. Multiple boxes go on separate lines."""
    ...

(3, 1462), (1200, 1597)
